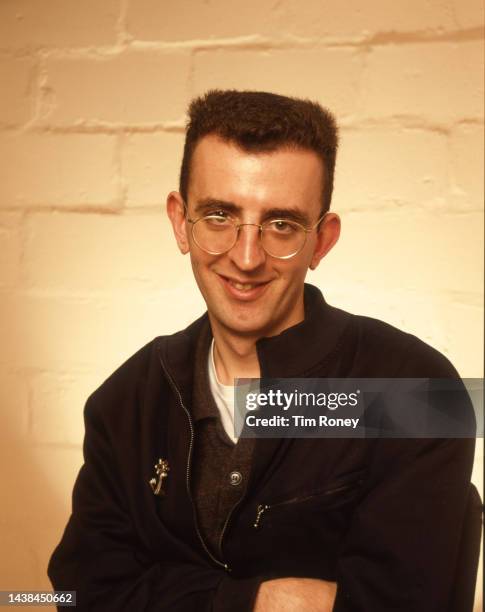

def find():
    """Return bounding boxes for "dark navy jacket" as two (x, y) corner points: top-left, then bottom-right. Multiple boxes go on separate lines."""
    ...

(48, 284), (478, 611)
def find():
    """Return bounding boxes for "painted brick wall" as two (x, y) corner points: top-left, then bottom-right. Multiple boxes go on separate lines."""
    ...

(0, 0), (483, 608)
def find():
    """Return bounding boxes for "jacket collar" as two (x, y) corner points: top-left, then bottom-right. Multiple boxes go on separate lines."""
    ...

(256, 283), (352, 378)
(191, 319), (220, 422)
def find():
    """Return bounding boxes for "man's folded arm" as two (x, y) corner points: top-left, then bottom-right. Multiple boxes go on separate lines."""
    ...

(332, 436), (476, 612)
(48, 397), (263, 612)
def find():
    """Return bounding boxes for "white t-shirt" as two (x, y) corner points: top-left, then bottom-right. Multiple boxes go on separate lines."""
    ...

(208, 339), (238, 444)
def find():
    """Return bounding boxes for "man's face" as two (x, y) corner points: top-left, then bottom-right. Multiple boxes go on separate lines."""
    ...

(170, 134), (337, 340)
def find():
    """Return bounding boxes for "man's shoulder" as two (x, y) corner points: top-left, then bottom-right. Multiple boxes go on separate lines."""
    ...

(85, 313), (207, 417)
(348, 311), (459, 378)
(92, 337), (158, 396)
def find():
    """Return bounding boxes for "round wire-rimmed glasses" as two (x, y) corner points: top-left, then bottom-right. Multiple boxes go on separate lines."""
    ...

(185, 206), (326, 260)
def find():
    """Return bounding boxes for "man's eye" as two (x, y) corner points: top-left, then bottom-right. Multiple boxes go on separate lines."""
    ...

(269, 220), (296, 234)
(208, 210), (230, 220)
(204, 212), (232, 227)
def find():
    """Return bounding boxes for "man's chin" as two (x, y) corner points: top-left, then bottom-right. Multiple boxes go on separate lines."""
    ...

(214, 312), (273, 340)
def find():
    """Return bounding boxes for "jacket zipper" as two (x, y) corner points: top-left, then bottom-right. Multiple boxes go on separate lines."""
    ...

(253, 480), (363, 529)
(158, 352), (230, 571)
(217, 486), (246, 561)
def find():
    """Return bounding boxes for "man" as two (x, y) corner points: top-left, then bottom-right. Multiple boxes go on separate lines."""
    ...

(48, 90), (480, 611)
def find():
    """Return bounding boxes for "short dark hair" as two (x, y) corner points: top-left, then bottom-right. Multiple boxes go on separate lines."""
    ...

(179, 90), (339, 214)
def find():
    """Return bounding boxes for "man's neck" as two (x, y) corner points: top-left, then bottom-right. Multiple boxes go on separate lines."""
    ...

(211, 329), (260, 386)
(208, 291), (306, 385)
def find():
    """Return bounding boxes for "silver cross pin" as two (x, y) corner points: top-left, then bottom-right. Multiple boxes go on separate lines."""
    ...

(149, 458), (170, 496)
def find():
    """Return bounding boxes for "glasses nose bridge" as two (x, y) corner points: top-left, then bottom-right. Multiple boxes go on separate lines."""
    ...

(235, 221), (263, 232)
(234, 221), (263, 245)
(231, 221), (266, 263)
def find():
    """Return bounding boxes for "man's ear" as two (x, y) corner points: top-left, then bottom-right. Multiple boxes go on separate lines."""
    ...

(309, 213), (341, 270)
(166, 191), (190, 254)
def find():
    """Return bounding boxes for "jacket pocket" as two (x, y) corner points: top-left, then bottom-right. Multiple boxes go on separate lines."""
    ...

(253, 470), (365, 529)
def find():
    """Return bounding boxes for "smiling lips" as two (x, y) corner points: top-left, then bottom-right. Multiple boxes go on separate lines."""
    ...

(218, 274), (271, 300)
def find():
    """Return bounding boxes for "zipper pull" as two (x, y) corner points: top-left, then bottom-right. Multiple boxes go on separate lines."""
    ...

(253, 504), (269, 529)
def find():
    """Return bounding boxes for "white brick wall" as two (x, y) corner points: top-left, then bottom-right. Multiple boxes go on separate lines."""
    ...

(0, 0), (120, 49)
(121, 132), (185, 206)
(0, 133), (119, 207)
(22, 212), (179, 291)
(0, 0), (483, 608)
(363, 40), (484, 122)
(0, 56), (36, 126)
(43, 50), (191, 126)
(192, 48), (365, 117)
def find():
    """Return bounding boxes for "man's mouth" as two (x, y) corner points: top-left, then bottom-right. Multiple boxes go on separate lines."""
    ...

(217, 274), (271, 299)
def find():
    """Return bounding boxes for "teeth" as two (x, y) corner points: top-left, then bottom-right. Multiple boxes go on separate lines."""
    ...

(231, 281), (256, 291)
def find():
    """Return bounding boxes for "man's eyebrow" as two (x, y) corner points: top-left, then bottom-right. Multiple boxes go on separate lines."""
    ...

(260, 208), (311, 226)
(194, 198), (240, 215)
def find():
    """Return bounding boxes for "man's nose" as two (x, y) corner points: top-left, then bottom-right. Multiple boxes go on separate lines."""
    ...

(227, 224), (266, 271)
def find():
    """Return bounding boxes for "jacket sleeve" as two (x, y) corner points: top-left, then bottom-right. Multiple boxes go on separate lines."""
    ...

(48, 396), (263, 612)
(332, 435), (477, 612)
(332, 336), (480, 612)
